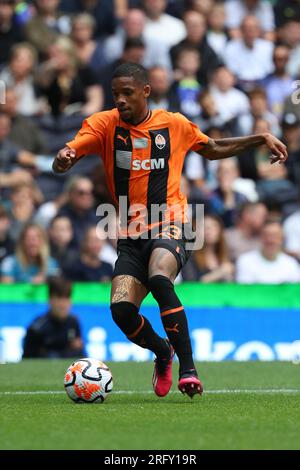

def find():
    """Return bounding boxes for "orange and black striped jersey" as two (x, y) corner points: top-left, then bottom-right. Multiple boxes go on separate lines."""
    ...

(67, 108), (209, 231)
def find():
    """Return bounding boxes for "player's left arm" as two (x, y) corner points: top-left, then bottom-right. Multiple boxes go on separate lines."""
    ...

(199, 133), (288, 164)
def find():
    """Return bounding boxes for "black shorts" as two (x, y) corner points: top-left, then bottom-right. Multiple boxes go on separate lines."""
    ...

(113, 224), (195, 288)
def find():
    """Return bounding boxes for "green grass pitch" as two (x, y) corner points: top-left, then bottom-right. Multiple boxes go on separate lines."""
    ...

(0, 360), (300, 450)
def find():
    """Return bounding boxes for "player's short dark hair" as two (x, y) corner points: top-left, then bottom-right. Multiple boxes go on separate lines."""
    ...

(112, 62), (149, 86)
(48, 277), (72, 299)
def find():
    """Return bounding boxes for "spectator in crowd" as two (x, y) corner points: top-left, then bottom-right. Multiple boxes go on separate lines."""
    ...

(238, 117), (298, 208)
(276, 19), (300, 78)
(262, 43), (295, 120)
(224, 15), (274, 91)
(0, 204), (14, 264)
(236, 220), (300, 283)
(99, 36), (146, 110)
(1, 222), (59, 283)
(36, 36), (102, 117)
(0, 87), (48, 154)
(148, 65), (180, 112)
(60, 0), (117, 38)
(63, 226), (113, 282)
(0, 111), (35, 199)
(171, 45), (201, 119)
(24, 0), (71, 56)
(239, 87), (280, 137)
(208, 66), (250, 133)
(143, 0), (186, 49)
(0, 0), (25, 67)
(209, 158), (249, 228)
(207, 1), (228, 60)
(34, 190), (69, 230)
(103, 8), (171, 71)
(170, 9), (221, 86)
(8, 181), (43, 242)
(283, 113), (300, 191)
(225, 201), (268, 262)
(196, 90), (229, 133)
(182, 214), (234, 282)
(48, 215), (77, 270)
(0, 42), (41, 116)
(57, 176), (98, 249)
(23, 276), (84, 358)
(71, 13), (107, 73)
(224, 0), (275, 40)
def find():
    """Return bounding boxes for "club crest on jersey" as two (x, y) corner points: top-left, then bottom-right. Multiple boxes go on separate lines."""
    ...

(155, 134), (166, 149)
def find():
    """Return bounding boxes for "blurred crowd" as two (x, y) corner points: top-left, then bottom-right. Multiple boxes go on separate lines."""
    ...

(1, 0), (300, 285)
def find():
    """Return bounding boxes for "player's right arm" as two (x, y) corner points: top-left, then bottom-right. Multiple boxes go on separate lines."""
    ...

(52, 114), (106, 174)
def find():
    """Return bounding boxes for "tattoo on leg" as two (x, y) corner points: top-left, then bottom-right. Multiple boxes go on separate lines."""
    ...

(112, 275), (133, 303)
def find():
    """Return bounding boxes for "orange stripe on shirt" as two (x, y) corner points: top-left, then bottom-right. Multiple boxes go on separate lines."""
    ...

(160, 306), (184, 317)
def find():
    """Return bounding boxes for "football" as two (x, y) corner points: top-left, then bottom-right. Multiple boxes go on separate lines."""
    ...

(64, 358), (113, 403)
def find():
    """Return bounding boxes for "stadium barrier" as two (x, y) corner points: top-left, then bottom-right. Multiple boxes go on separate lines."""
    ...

(0, 283), (300, 362)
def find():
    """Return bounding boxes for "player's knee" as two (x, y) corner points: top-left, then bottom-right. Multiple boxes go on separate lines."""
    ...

(110, 301), (139, 333)
(148, 275), (174, 302)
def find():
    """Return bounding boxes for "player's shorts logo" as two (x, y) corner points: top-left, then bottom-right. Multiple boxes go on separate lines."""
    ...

(155, 134), (166, 149)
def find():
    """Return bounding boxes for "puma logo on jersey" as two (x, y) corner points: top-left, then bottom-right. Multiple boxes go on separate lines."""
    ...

(117, 134), (129, 146)
(165, 323), (179, 334)
(132, 158), (165, 170)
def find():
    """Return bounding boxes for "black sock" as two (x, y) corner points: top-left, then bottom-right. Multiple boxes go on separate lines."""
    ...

(110, 301), (169, 358)
(148, 275), (196, 377)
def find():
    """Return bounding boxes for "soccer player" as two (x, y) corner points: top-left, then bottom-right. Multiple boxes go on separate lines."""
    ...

(53, 63), (287, 398)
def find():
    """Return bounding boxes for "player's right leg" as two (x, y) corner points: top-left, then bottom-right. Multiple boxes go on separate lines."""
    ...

(110, 275), (171, 385)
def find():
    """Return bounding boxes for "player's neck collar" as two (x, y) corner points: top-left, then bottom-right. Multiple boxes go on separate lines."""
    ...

(135, 109), (152, 126)
(121, 109), (152, 128)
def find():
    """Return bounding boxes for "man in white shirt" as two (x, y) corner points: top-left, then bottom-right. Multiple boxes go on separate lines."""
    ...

(224, 15), (274, 90)
(103, 8), (171, 71)
(225, 0), (275, 39)
(209, 66), (250, 124)
(143, 0), (186, 49)
(236, 220), (300, 283)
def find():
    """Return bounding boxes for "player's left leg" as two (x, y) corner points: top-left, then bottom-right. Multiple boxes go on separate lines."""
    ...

(111, 275), (170, 360)
(148, 248), (203, 398)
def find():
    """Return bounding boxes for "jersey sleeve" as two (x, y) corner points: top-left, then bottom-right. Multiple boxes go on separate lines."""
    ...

(66, 112), (108, 158)
(175, 113), (209, 153)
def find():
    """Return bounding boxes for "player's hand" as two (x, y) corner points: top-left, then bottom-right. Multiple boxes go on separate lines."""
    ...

(53, 147), (77, 173)
(263, 133), (288, 165)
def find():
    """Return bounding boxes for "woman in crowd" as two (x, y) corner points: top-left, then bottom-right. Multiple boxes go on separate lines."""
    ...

(1, 223), (59, 283)
(36, 36), (102, 116)
(71, 13), (107, 73)
(0, 42), (41, 116)
(182, 214), (234, 282)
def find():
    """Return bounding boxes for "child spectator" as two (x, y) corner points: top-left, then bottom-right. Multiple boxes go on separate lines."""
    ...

(23, 276), (84, 358)
(63, 226), (113, 282)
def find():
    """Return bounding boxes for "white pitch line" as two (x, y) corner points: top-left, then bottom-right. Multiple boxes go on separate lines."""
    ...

(0, 389), (300, 396)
